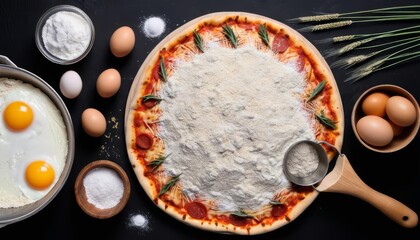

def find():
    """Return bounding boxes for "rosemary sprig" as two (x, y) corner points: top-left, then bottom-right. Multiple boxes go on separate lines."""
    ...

(222, 24), (238, 48)
(159, 56), (168, 82)
(141, 94), (163, 104)
(147, 153), (171, 171)
(258, 24), (270, 48)
(158, 174), (181, 197)
(269, 200), (284, 205)
(306, 80), (326, 102)
(314, 110), (337, 129)
(231, 209), (252, 218)
(193, 30), (205, 52)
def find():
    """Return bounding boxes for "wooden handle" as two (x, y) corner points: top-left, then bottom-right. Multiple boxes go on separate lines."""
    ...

(357, 185), (418, 228)
(322, 155), (418, 228)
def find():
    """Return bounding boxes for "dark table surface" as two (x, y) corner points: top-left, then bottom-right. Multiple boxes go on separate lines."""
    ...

(1, 0), (420, 239)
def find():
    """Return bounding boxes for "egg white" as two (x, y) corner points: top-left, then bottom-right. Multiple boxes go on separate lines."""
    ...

(0, 78), (68, 207)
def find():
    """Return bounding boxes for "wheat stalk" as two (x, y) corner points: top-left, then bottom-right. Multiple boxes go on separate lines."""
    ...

(345, 42), (420, 83)
(326, 29), (420, 58)
(332, 36), (420, 68)
(356, 35), (420, 50)
(292, 5), (420, 23)
(325, 38), (375, 57)
(293, 5), (420, 82)
(320, 25), (420, 43)
(331, 51), (381, 69)
(299, 20), (353, 32)
(293, 13), (340, 23)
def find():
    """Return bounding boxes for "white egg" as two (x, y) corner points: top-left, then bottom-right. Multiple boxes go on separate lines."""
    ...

(0, 78), (67, 208)
(60, 70), (83, 99)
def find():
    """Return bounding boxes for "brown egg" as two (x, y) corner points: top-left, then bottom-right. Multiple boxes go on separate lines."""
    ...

(96, 68), (121, 98)
(386, 96), (417, 127)
(361, 92), (389, 117)
(356, 115), (393, 147)
(81, 108), (106, 137)
(110, 26), (135, 57)
(387, 119), (404, 137)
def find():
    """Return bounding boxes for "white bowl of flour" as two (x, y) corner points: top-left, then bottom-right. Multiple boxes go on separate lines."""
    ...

(35, 5), (95, 65)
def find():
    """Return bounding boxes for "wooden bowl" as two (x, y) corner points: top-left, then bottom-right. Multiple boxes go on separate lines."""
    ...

(74, 160), (131, 219)
(352, 84), (420, 153)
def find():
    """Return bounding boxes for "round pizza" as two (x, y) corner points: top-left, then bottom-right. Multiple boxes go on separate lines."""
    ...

(125, 12), (344, 235)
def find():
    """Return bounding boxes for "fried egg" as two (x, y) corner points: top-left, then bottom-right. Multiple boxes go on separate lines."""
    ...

(0, 78), (68, 208)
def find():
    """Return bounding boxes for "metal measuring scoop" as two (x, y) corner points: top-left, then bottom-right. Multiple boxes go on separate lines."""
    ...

(283, 140), (418, 228)
(283, 140), (329, 186)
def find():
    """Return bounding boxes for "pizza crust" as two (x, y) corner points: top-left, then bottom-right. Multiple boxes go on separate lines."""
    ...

(125, 12), (344, 235)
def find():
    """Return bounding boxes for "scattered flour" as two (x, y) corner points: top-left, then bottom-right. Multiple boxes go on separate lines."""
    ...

(99, 111), (121, 160)
(159, 44), (315, 211)
(142, 16), (165, 38)
(128, 213), (150, 231)
(130, 214), (147, 227)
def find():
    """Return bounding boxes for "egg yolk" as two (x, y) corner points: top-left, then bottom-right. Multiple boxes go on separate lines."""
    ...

(3, 101), (34, 131)
(25, 160), (55, 189)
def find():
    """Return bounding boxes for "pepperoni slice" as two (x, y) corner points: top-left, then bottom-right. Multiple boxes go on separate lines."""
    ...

(152, 63), (160, 81)
(272, 35), (290, 53)
(134, 118), (143, 127)
(295, 54), (306, 72)
(271, 204), (288, 218)
(143, 99), (158, 108)
(228, 214), (251, 227)
(136, 133), (153, 150)
(185, 201), (207, 219)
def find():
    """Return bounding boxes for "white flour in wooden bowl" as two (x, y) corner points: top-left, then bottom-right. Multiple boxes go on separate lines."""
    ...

(159, 45), (315, 211)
